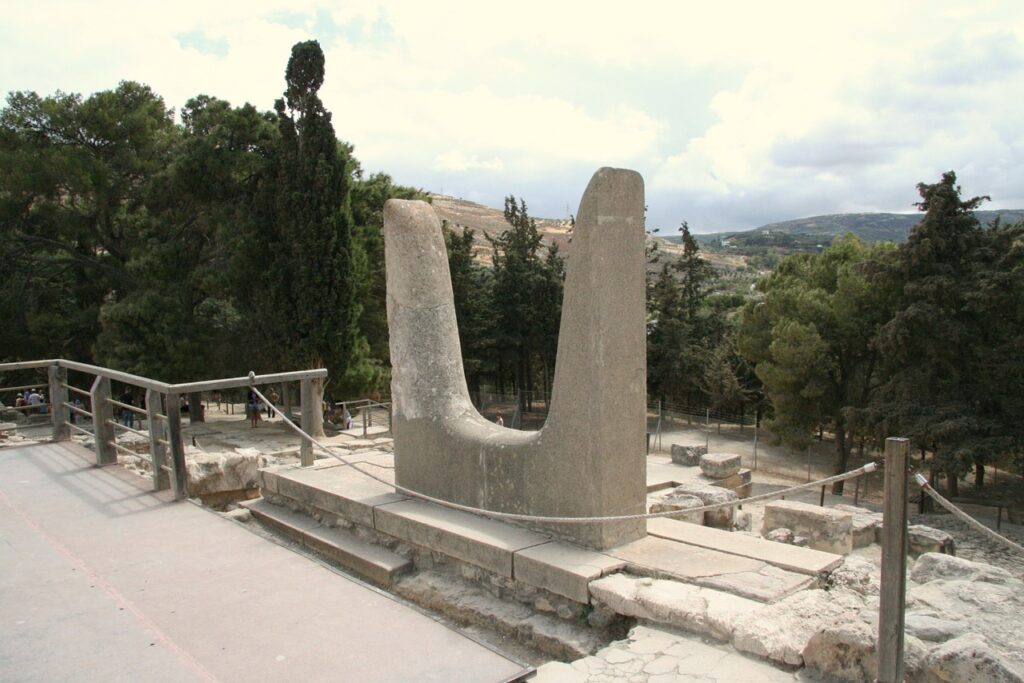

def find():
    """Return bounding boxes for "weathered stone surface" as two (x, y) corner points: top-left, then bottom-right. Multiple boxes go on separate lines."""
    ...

(610, 536), (765, 588)
(384, 168), (647, 549)
(697, 564), (814, 603)
(666, 482), (738, 528)
(763, 500), (853, 555)
(908, 524), (956, 557)
(731, 588), (864, 667)
(925, 633), (1024, 682)
(646, 517), (843, 576)
(905, 614), (968, 642)
(909, 572), (1024, 674)
(827, 556), (880, 597)
(669, 443), (705, 466)
(908, 528), (949, 559)
(833, 504), (882, 548)
(374, 499), (548, 578)
(802, 621), (930, 683)
(765, 528), (794, 544)
(186, 449), (259, 496)
(699, 452), (741, 479)
(589, 573), (761, 642)
(648, 493), (703, 524)
(734, 511), (752, 531)
(911, 552), (1013, 584)
(512, 541), (623, 604)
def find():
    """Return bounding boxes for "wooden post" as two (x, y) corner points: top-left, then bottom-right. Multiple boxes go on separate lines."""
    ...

(90, 376), (116, 465)
(146, 389), (169, 491)
(165, 393), (188, 499)
(878, 436), (910, 683)
(299, 379), (314, 467)
(48, 363), (69, 442)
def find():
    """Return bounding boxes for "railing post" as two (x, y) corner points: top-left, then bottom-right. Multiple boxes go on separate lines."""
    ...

(146, 389), (169, 491)
(362, 404), (368, 438)
(90, 376), (116, 465)
(165, 393), (188, 499)
(878, 436), (910, 683)
(299, 378), (314, 467)
(48, 363), (69, 442)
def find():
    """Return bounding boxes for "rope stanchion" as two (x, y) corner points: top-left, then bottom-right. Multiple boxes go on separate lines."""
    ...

(248, 380), (877, 525)
(914, 474), (1024, 555)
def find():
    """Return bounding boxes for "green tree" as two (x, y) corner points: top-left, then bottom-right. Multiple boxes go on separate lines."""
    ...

(873, 172), (1024, 493)
(647, 222), (720, 407)
(444, 223), (497, 402)
(739, 235), (894, 492)
(489, 197), (565, 411)
(0, 83), (176, 362)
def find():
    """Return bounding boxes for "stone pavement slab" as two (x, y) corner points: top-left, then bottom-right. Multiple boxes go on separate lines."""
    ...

(610, 535), (766, 580)
(647, 518), (842, 575)
(0, 442), (530, 682)
(533, 624), (818, 682)
(513, 541), (624, 604)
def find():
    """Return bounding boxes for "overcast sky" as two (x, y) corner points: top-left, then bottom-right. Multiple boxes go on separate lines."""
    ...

(3, 1), (1022, 232)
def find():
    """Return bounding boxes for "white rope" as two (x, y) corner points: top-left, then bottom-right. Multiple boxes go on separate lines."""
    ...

(248, 378), (877, 525)
(914, 474), (1024, 555)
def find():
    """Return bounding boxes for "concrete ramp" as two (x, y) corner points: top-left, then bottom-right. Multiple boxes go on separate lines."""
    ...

(0, 442), (531, 682)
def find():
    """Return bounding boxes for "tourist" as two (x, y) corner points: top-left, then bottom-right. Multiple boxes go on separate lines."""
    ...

(119, 391), (134, 428)
(27, 388), (43, 413)
(495, 412), (504, 427)
(340, 405), (353, 430)
(267, 388), (279, 419)
(247, 390), (260, 428)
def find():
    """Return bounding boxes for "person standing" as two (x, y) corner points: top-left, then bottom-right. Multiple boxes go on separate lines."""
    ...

(119, 391), (134, 428)
(247, 390), (260, 428)
(267, 388), (279, 419)
(27, 389), (43, 414)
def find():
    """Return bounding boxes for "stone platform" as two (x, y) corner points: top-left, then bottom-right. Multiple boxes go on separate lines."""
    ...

(255, 454), (842, 608)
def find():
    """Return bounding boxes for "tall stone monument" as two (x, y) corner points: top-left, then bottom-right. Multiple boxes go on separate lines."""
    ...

(384, 167), (646, 549)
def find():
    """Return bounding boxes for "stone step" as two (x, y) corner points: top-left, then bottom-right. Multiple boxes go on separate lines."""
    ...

(647, 517), (843, 576)
(395, 570), (606, 662)
(241, 498), (412, 587)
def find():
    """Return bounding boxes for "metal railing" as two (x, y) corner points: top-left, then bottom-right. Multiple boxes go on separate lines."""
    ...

(0, 359), (329, 500)
(329, 398), (392, 437)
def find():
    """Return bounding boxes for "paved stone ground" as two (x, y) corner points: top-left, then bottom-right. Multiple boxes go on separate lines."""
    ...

(533, 625), (820, 683)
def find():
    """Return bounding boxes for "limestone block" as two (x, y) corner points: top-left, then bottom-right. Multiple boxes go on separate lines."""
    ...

(699, 452), (741, 479)
(186, 450), (259, 496)
(589, 573), (761, 642)
(707, 468), (753, 498)
(762, 500), (853, 555)
(512, 541), (624, 604)
(833, 504), (881, 548)
(925, 633), (1024, 683)
(731, 588), (865, 667)
(827, 556), (880, 597)
(911, 552), (1012, 585)
(648, 493), (703, 525)
(668, 482), (738, 529)
(669, 444), (705, 466)
(908, 524), (956, 557)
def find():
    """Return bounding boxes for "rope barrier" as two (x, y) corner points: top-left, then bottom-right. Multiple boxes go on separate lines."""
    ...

(914, 474), (1024, 555)
(248, 376), (877, 525)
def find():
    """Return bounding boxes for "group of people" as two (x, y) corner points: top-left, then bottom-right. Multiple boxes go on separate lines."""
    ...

(12, 388), (47, 414)
(246, 388), (279, 428)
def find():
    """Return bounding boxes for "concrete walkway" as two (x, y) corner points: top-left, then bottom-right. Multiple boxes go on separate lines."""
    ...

(0, 442), (530, 683)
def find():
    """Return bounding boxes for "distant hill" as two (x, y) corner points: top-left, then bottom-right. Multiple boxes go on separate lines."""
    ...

(684, 209), (1024, 248)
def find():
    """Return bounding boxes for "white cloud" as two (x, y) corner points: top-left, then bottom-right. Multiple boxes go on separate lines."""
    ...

(3, 0), (1024, 230)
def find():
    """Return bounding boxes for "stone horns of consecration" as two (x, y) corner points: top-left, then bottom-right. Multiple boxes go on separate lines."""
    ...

(382, 168), (648, 550)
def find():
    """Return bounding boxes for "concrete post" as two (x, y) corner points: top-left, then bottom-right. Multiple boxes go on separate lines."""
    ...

(90, 376), (116, 465)
(878, 437), (910, 683)
(48, 363), (69, 442)
(146, 389), (169, 491)
(165, 393), (188, 499)
(299, 379), (314, 467)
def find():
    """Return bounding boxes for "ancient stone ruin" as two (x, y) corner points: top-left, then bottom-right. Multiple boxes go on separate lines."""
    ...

(384, 168), (647, 549)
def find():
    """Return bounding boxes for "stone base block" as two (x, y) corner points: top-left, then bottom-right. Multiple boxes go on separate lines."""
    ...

(700, 452), (742, 479)
(648, 493), (703, 524)
(762, 500), (852, 555)
(670, 444), (706, 466)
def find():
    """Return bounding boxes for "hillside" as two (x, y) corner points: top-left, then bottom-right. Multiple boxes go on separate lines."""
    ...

(688, 209), (1024, 247)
